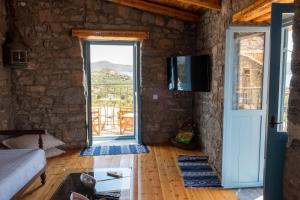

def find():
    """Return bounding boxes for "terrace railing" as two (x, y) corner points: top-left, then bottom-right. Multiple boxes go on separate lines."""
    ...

(91, 84), (134, 136)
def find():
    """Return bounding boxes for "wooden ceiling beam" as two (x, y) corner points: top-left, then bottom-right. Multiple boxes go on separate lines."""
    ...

(233, 0), (271, 22)
(105, 0), (199, 22)
(233, 0), (294, 23)
(233, 1), (272, 22)
(253, 12), (272, 23)
(163, 0), (221, 10)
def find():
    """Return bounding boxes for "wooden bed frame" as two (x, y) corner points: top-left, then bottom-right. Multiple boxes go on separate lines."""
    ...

(0, 130), (47, 200)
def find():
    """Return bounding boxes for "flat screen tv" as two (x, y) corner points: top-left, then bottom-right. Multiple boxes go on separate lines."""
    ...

(167, 55), (211, 92)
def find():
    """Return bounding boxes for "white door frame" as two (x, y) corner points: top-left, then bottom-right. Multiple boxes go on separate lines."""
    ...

(222, 26), (270, 188)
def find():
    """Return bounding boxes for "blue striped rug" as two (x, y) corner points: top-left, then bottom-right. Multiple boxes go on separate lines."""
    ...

(178, 155), (221, 188)
(80, 144), (149, 156)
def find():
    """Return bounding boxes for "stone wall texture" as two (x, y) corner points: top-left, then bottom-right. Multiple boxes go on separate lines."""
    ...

(0, 0), (13, 130)
(9, 0), (196, 147)
(284, 0), (300, 199)
(194, 0), (255, 175)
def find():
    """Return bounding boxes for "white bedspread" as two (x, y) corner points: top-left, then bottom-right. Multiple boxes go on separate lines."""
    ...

(0, 149), (46, 200)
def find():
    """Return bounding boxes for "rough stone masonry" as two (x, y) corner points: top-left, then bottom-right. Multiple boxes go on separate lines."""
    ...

(194, 0), (256, 176)
(283, 0), (300, 199)
(6, 0), (196, 147)
(0, 0), (13, 130)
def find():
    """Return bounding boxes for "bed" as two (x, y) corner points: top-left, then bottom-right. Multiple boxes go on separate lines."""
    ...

(0, 130), (47, 200)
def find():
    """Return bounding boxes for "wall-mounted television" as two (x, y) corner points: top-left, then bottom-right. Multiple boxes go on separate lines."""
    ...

(167, 55), (211, 92)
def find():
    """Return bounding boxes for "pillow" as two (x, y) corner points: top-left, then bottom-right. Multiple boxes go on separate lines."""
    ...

(0, 135), (14, 149)
(0, 135), (11, 141)
(2, 133), (65, 150)
(45, 147), (65, 158)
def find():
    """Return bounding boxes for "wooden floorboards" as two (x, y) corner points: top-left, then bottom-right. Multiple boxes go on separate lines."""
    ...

(19, 145), (238, 200)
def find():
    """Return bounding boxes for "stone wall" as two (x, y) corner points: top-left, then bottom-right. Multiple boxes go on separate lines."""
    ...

(0, 0), (13, 130)
(9, 0), (196, 147)
(283, 0), (300, 199)
(194, 0), (255, 175)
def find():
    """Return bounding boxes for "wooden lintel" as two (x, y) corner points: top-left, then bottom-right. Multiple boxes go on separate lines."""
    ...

(105, 0), (199, 22)
(171, 0), (221, 10)
(72, 29), (150, 41)
(233, 0), (294, 23)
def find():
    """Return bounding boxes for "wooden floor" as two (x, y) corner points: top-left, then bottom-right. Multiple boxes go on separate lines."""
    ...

(19, 145), (238, 200)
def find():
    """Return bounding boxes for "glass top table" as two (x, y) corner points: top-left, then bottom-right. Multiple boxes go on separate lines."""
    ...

(50, 168), (132, 200)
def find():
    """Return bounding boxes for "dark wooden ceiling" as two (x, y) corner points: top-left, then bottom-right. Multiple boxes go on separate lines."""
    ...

(145, 0), (211, 14)
(106, 0), (221, 22)
(233, 0), (294, 24)
(106, 0), (295, 23)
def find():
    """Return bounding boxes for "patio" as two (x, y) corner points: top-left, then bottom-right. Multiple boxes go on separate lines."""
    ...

(91, 82), (134, 137)
(92, 106), (134, 137)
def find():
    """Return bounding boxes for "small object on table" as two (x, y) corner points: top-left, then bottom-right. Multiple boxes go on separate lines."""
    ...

(107, 171), (123, 178)
(80, 173), (96, 189)
(94, 192), (120, 200)
(70, 192), (89, 200)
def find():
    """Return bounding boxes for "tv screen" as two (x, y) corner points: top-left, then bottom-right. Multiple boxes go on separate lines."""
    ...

(167, 55), (211, 92)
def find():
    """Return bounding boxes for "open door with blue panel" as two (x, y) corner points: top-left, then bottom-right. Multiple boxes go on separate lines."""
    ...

(264, 3), (294, 200)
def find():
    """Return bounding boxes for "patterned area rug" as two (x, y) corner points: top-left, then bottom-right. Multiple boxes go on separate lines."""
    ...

(80, 144), (149, 156)
(178, 155), (222, 188)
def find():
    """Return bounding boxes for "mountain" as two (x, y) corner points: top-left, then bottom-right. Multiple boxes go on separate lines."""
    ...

(91, 60), (133, 76)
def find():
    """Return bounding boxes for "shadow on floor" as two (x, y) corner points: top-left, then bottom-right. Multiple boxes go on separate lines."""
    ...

(236, 188), (263, 200)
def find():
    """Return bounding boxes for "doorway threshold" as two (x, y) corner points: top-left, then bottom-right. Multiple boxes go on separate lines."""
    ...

(93, 135), (135, 141)
(92, 139), (137, 146)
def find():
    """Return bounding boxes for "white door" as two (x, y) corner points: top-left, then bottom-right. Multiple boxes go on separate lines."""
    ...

(222, 26), (270, 188)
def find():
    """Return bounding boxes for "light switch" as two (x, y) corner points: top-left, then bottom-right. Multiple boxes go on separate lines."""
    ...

(153, 94), (158, 100)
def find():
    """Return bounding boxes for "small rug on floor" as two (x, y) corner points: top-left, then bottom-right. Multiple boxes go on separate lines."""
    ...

(178, 155), (222, 188)
(80, 144), (149, 156)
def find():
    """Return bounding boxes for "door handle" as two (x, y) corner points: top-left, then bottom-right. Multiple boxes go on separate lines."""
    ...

(270, 115), (282, 128)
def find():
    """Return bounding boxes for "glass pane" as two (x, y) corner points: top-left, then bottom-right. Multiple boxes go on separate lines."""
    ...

(280, 14), (294, 131)
(90, 44), (134, 137)
(177, 56), (191, 90)
(232, 32), (265, 110)
(177, 57), (188, 84)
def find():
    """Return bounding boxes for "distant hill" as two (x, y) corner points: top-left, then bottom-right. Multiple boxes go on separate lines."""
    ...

(91, 60), (133, 76)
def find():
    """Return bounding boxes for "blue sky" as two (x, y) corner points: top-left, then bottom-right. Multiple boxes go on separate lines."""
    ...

(90, 44), (133, 66)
